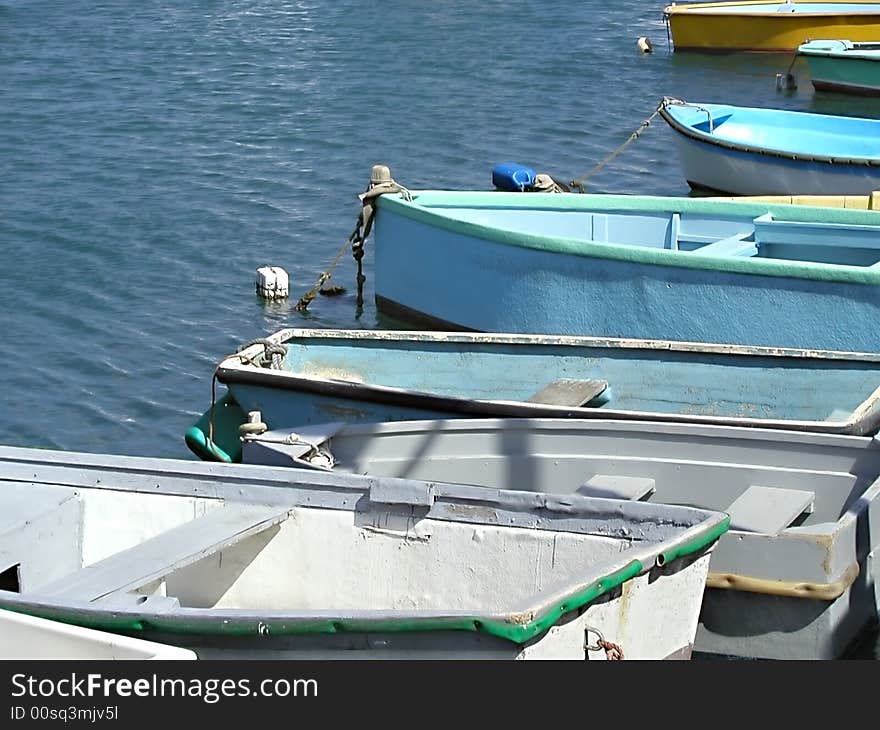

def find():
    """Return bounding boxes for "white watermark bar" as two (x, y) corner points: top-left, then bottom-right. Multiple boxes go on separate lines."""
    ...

(10, 672), (317, 705)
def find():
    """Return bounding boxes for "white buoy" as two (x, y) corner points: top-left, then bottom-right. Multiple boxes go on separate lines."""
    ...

(637, 36), (653, 53)
(255, 266), (289, 300)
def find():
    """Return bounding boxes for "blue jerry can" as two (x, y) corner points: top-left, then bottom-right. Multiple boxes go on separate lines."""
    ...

(491, 163), (537, 192)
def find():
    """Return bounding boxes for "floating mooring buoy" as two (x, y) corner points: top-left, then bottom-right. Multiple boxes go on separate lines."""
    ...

(255, 266), (289, 300)
(775, 72), (797, 91)
(637, 36), (653, 53)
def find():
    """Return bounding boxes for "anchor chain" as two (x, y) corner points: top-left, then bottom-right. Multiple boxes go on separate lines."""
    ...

(293, 167), (410, 314)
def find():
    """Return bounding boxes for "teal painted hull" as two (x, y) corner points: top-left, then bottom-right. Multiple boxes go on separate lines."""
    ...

(372, 191), (880, 349)
(185, 329), (880, 462)
(799, 39), (880, 94)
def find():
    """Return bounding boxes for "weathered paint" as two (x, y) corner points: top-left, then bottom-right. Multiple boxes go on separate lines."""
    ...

(240, 416), (880, 659)
(0, 445), (726, 659)
(188, 329), (880, 468)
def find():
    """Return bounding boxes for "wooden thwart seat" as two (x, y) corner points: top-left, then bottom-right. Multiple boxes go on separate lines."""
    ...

(526, 379), (608, 407)
(38, 503), (292, 602)
(726, 486), (815, 534)
(696, 231), (758, 257)
(577, 475), (656, 501)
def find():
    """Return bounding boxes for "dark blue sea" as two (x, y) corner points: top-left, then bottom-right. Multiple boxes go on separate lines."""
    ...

(2, 1), (878, 657)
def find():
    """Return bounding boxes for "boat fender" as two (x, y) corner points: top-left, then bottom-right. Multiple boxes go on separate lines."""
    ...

(637, 36), (652, 53)
(492, 162), (537, 192)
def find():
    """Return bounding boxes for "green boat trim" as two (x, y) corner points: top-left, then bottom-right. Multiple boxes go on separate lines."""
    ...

(2, 517), (728, 644)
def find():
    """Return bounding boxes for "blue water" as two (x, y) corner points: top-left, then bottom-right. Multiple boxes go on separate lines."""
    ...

(2, 0), (878, 657)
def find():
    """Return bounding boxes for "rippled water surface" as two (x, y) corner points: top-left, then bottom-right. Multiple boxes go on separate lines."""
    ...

(2, 1), (879, 656)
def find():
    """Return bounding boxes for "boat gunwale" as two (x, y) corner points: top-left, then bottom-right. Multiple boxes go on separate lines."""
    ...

(377, 191), (880, 286)
(217, 329), (880, 436)
(664, 0), (880, 17)
(798, 40), (880, 59)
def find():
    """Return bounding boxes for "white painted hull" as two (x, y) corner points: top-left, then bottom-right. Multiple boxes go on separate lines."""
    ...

(0, 447), (727, 660)
(0, 608), (196, 660)
(672, 133), (880, 195)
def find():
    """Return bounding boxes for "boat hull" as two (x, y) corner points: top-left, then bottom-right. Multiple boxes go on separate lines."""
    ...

(0, 446), (724, 660)
(374, 197), (880, 349)
(666, 2), (880, 52)
(804, 53), (880, 94)
(668, 122), (880, 195)
(186, 329), (880, 467)
(241, 417), (880, 660)
(0, 608), (196, 660)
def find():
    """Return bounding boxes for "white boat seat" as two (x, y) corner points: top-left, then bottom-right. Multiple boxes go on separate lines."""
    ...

(753, 216), (880, 249)
(696, 231), (758, 257)
(37, 503), (292, 602)
(526, 379), (608, 407)
(576, 475), (656, 501)
(726, 485), (815, 534)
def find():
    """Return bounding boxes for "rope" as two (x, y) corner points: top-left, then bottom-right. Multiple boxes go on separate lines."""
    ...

(351, 180), (410, 311)
(205, 338), (287, 459)
(234, 338), (288, 369)
(569, 97), (680, 193)
(294, 236), (354, 313)
(293, 178), (410, 314)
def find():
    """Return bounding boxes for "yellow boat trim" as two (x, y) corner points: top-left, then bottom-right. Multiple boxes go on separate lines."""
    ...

(706, 562), (860, 600)
(708, 191), (880, 209)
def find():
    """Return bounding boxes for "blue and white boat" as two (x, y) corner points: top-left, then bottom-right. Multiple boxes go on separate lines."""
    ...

(659, 99), (880, 195)
(184, 328), (880, 463)
(367, 183), (880, 348)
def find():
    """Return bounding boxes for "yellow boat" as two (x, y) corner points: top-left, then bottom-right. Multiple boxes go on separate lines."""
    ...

(664, 1), (880, 52)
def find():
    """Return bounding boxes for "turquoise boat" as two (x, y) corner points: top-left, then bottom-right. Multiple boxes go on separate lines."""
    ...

(184, 328), (880, 463)
(798, 38), (880, 94)
(369, 184), (880, 348)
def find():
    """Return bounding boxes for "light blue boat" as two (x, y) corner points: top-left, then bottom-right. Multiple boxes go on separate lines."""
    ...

(369, 185), (880, 349)
(184, 328), (880, 463)
(659, 99), (880, 195)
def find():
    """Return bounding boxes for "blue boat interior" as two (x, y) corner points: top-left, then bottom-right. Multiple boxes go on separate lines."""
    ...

(279, 336), (880, 423)
(447, 207), (880, 267)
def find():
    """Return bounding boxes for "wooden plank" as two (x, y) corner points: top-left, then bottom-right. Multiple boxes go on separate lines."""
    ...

(696, 231), (757, 257)
(39, 503), (292, 601)
(727, 486), (815, 534)
(577, 475), (656, 501)
(526, 379), (608, 407)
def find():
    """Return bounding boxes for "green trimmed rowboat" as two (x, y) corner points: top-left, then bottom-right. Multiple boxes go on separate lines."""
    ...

(0, 445), (726, 659)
